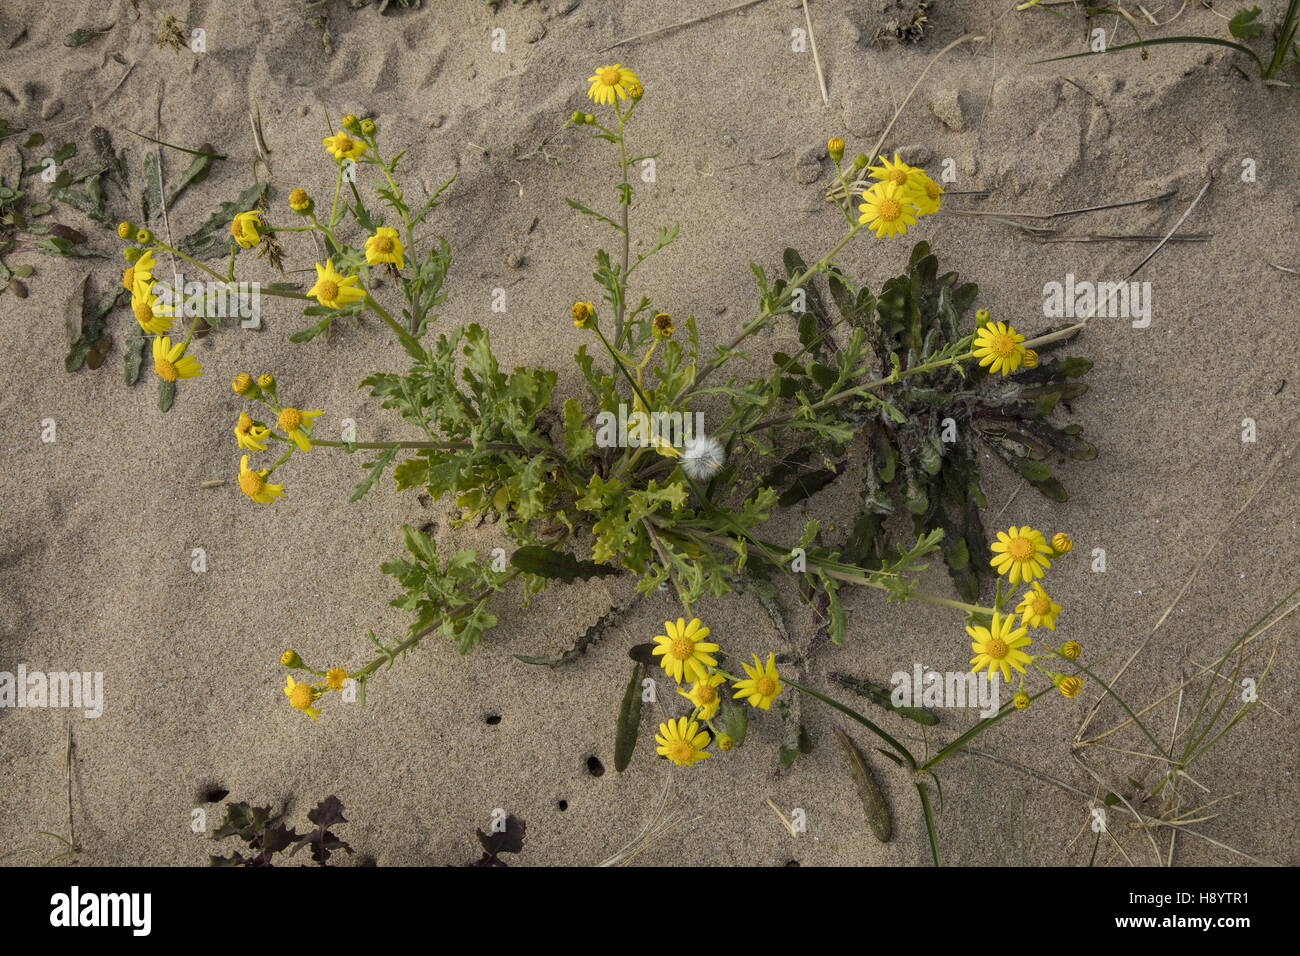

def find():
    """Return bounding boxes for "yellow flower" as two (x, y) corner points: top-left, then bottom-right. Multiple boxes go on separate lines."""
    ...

(716, 733), (735, 751)
(122, 249), (156, 292)
(307, 259), (366, 309)
(1016, 581), (1062, 630)
(1055, 674), (1084, 699)
(288, 188), (313, 214)
(651, 617), (719, 684)
(866, 153), (924, 192)
(858, 181), (918, 238)
(283, 676), (320, 721)
(587, 64), (639, 105)
(231, 373), (255, 396)
(234, 412), (272, 452)
(325, 668), (348, 692)
(278, 406), (323, 452)
(910, 169), (945, 216)
(625, 80), (645, 100)
(238, 454), (285, 504)
(323, 131), (368, 161)
(677, 672), (726, 721)
(1021, 348), (1039, 368)
(652, 312), (675, 339)
(152, 335), (201, 382)
(1051, 532), (1073, 555)
(130, 281), (174, 335)
(827, 137), (845, 162)
(364, 226), (405, 270)
(1060, 641), (1081, 660)
(230, 210), (263, 249)
(968, 612), (1032, 683)
(571, 301), (596, 329)
(990, 525), (1053, 584)
(972, 320), (1026, 376)
(257, 373), (276, 391)
(732, 652), (783, 710)
(654, 716), (711, 767)
(1013, 691), (1031, 710)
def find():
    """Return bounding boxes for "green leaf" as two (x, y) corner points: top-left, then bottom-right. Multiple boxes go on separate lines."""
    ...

(833, 727), (893, 842)
(65, 25), (113, 47)
(564, 196), (626, 234)
(178, 180), (267, 259)
(158, 379), (175, 412)
(1229, 7), (1265, 40)
(350, 447), (398, 501)
(509, 546), (620, 582)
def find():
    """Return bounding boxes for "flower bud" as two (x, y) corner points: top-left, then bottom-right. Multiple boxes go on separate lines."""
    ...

(1052, 532), (1073, 555)
(571, 301), (596, 329)
(1022, 348), (1039, 367)
(257, 373), (276, 391)
(280, 650), (304, 668)
(135, 228), (154, 245)
(1053, 673), (1084, 699)
(231, 373), (256, 396)
(288, 188), (314, 215)
(1013, 691), (1030, 710)
(827, 137), (845, 162)
(360, 118), (376, 136)
(117, 221), (139, 240)
(1060, 641), (1081, 660)
(341, 113), (360, 133)
(123, 246), (143, 263)
(716, 733), (734, 751)
(853, 153), (869, 170)
(975, 308), (991, 326)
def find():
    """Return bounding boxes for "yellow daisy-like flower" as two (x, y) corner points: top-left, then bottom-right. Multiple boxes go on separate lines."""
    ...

(587, 64), (639, 105)
(234, 412), (271, 452)
(911, 169), (945, 216)
(152, 335), (201, 382)
(990, 525), (1053, 584)
(858, 181), (918, 238)
(364, 226), (405, 270)
(122, 249), (156, 292)
(278, 406), (323, 452)
(130, 282), (174, 335)
(322, 131), (368, 161)
(651, 617), (719, 684)
(283, 675), (320, 721)
(238, 454), (285, 504)
(325, 668), (348, 692)
(572, 301), (596, 329)
(968, 612), (1033, 683)
(972, 320), (1026, 376)
(307, 259), (366, 310)
(866, 153), (924, 192)
(1016, 581), (1062, 630)
(654, 716), (712, 767)
(230, 210), (263, 249)
(677, 672), (726, 721)
(732, 652), (783, 710)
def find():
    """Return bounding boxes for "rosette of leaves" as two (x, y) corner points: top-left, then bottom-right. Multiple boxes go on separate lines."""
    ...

(209, 795), (352, 867)
(758, 242), (1095, 603)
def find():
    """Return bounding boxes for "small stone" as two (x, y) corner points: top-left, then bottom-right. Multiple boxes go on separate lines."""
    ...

(505, 251), (525, 269)
(896, 144), (932, 166)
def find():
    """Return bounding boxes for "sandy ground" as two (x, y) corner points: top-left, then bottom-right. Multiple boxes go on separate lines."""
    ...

(0, 0), (1296, 866)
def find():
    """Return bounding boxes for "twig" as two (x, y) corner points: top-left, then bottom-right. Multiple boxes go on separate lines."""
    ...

(765, 798), (799, 837)
(1125, 176), (1211, 279)
(599, 0), (772, 53)
(802, 1), (829, 106)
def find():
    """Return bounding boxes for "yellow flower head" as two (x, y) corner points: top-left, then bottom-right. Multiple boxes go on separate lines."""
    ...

(654, 716), (711, 767)
(1051, 532), (1073, 555)
(323, 131), (368, 161)
(968, 612), (1032, 683)
(364, 226), (405, 270)
(307, 259), (366, 310)
(651, 617), (719, 684)
(283, 676), (320, 721)
(858, 181), (918, 238)
(1021, 348), (1039, 368)
(325, 667), (348, 692)
(238, 454), (285, 504)
(972, 320), (1026, 376)
(152, 335), (201, 382)
(1013, 691), (1031, 710)
(289, 188), (314, 214)
(280, 650), (303, 668)
(1059, 640), (1081, 660)
(677, 672), (726, 721)
(827, 137), (846, 162)
(572, 301), (596, 329)
(866, 153), (924, 192)
(257, 373), (276, 391)
(990, 525), (1053, 584)
(1055, 674), (1084, 699)
(716, 733), (734, 751)
(625, 80), (645, 100)
(587, 64), (639, 105)
(231, 372), (255, 396)
(278, 406), (323, 452)
(122, 249), (156, 292)
(1016, 581), (1062, 630)
(652, 312), (675, 339)
(234, 412), (272, 452)
(732, 652), (783, 710)
(910, 169), (945, 216)
(130, 281), (174, 335)
(230, 210), (263, 249)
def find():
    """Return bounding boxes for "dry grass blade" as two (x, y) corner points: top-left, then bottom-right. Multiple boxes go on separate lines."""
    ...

(598, 0), (772, 53)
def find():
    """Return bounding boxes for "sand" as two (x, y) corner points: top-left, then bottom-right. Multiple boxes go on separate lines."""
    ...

(0, 0), (1296, 867)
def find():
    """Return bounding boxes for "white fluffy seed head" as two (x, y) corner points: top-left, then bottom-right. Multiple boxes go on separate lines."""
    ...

(681, 435), (726, 480)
